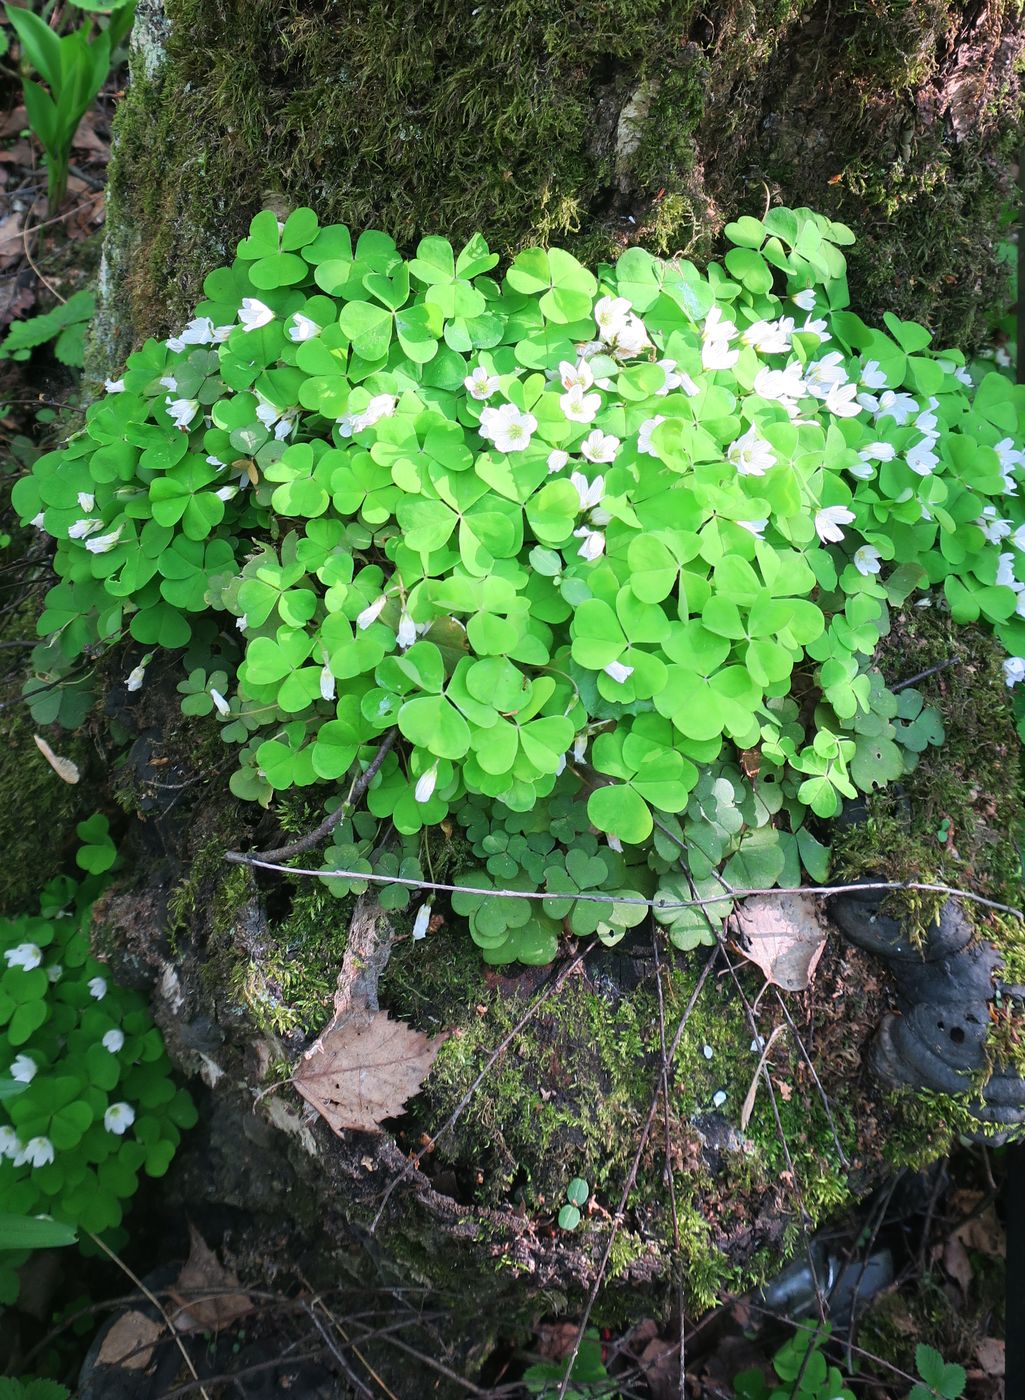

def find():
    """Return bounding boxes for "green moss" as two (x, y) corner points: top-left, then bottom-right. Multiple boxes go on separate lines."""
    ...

(100, 0), (1022, 360)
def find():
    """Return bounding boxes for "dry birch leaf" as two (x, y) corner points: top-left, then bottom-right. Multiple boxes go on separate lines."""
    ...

(169, 1224), (254, 1333)
(33, 734), (80, 784)
(732, 892), (829, 992)
(97, 1310), (165, 1369)
(293, 1009), (447, 1135)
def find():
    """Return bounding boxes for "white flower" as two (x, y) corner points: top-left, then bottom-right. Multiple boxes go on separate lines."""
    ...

(255, 401), (281, 430)
(570, 471), (604, 512)
(790, 288), (817, 312)
(815, 505), (855, 544)
(412, 903), (431, 941)
(77, 491), (96, 512)
(559, 359), (594, 392)
(954, 365), (973, 386)
(165, 396), (199, 430)
(46, 964), (62, 984)
(5, 943), (42, 971)
(159, 374), (178, 392)
(860, 360), (888, 390)
(702, 1044), (713, 1060)
(804, 351), (847, 399)
(606, 834), (623, 853)
(209, 688), (230, 717)
(415, 765), (439, 803)
(751, 1035), (766, 1053)
(29, 513), (46, 531)
(104, 378), (125, 394)
(906, 438), (939, 477)
(1011, 523), (1025, 553)
(165, 335), (186, 353)
(15, 1136), (55, 1168)
(594, 295), (632, 340)
(464, 365), (501, 401)
(610, 312), (651, 358)
(180, 316), (216, 346)
(574, 527), (605, 561)
(1003, 657), (1025, 687)
(126, 666), (147, 701)
(712, 1090), (727, 1109)
(637, 416), (666, 457)
(319, 665), (336, 702)
(754, 363), (806, 403)
(236, 614), (248, 633)
(88, 976), (107, 1001)
(978, 508), (1012, 544)
(703, 339), (740, 371)
(853, 545), (882, 577)
(68, 518), (105, 540)
(580, 429), (619, 464)
(727, 427), (776, 477)
(996, 346), (1013, 368)
(824, 381), (861, 417)
(560, 386), (601, 423)
(104, 1102), (135, 1136)
(997, 552), (1021, 591)
(860, 441), (896, 463)
(848, 459), (875, 481)
(915, 403), (939, 436)
(0, 1126), (19, 1159)
(396, 611), (417, 649)
(547, 449), (569, 474)
(737, 519), (767, 539)
(801, 315), (831, 342)
(875, 390), (919, 426)
(102, 1029), (125, 1054)
(572, 734), (588, 763)
(741, 318), (792, 354)
(479, 403), (537, 453)
(603, 660), (634, 684)
(357, 595), (388, 630)
(287, 313), (321, 343)
(10, 1054), (36, 1083)
(656, 359), (698, 397)
(215, 485), (239, 503)
(239, 297), (274, 332)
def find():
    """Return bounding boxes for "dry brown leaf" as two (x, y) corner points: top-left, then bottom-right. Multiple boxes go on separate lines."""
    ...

(732, 892), (829, 991)
(293, 1009), (447, 1135)
(942, 1235), (973, 1293)
(0, 212), (25, 268)
(976, 1338), (1006, 1376)
(33, 734), (81, 784)
(97, 1310), (165, 1369)
(169, 1224), (254, 1333)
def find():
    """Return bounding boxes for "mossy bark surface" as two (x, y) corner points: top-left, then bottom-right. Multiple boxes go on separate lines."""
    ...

(95, 0), (1024, 368)
(56, 0), (1025, 1386)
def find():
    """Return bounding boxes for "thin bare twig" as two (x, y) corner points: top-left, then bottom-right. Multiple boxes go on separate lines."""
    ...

(369, 946), (592, 1233)
(652, 934), (687, 1400)
(85, 1232), (211, 1400)
(225, 728), (398, 865)
(772, 988), (850, 1170)
(555, 946), (718, 1400)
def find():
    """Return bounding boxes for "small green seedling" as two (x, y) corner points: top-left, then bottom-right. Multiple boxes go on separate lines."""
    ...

(558, 1176), (589, 1231)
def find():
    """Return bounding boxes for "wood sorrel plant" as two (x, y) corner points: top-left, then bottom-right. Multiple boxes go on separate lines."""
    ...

(0, 872), (195, 1303)
(13, 206), (1023, 963)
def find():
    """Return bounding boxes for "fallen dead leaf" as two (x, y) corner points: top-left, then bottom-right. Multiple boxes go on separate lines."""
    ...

(976, 1338), (1005, 1377)
(169, 1225), (254, 1333)
(33, 734), (81, 784)
(293, 1009), (447, 1135)
(638, 1336), (679, 1400)
(97, 1310), (165, 1370)
(732, 892), (829, 991)
(0, 211), (25, 268)
(942, 1234), (973, 1293)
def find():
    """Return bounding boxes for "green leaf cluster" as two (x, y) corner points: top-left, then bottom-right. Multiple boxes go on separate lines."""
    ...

(11, 204), (1015, 964)
(0, 877), (195, 1304)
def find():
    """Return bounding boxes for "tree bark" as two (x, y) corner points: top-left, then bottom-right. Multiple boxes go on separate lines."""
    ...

(47, 0), (1025, 1388)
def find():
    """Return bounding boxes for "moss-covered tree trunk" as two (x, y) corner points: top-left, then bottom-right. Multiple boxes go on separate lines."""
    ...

(53, 0), (1025, 1388)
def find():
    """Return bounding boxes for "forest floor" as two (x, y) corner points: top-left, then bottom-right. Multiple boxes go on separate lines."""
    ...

(0, 50), (1011, 1400)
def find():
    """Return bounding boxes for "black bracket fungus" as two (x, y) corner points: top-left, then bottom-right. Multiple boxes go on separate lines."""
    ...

(828, 886), (1025, 1144)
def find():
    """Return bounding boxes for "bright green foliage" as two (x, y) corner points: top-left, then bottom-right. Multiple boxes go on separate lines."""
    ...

(523, 1328), (611, 1398)
(0, 290), (95, 368)
(0, 1382), (71, 1400)
(0, 876), (196, 1304)
(4, 4), (135, 211)
(557, 1174), (590, 1230)
(910, 1344), (966, 1400)
(734, 1324), (855, 1400)
(15, 204), (1018, 964)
